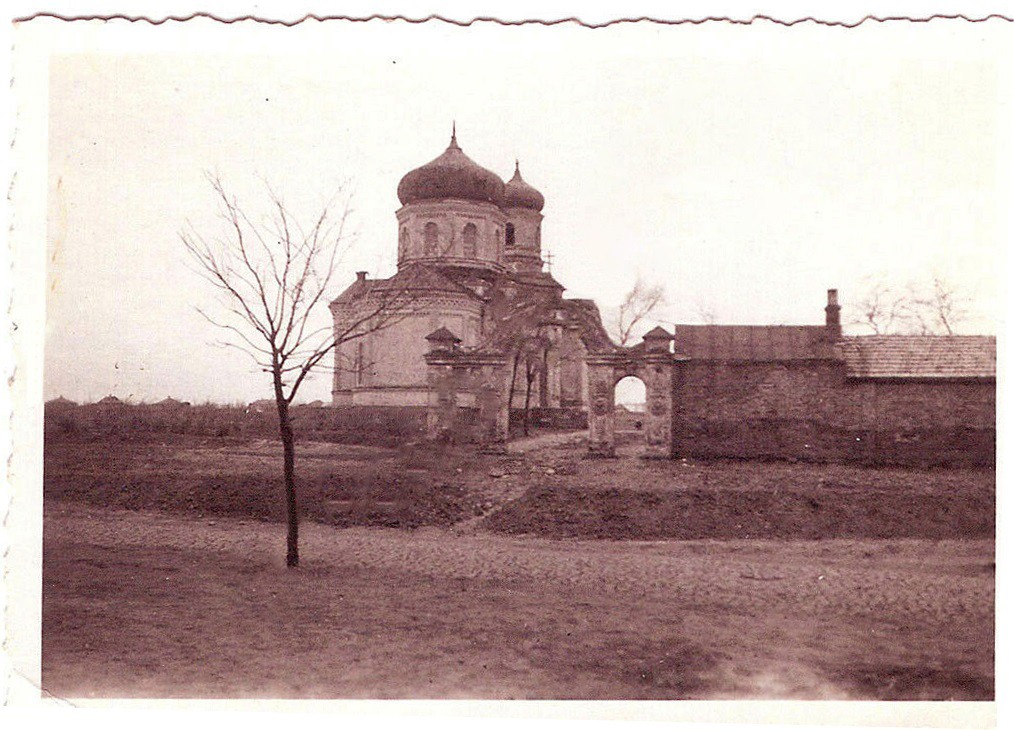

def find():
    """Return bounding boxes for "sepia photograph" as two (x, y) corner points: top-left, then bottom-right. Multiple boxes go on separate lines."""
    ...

(6, 9), (1010, 726)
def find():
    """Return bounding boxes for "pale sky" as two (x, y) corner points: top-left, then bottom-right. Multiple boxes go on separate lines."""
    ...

(42, 20), (1008, 404)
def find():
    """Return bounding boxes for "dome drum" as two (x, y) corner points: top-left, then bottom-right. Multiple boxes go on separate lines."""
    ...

(396, 199), (506, 271)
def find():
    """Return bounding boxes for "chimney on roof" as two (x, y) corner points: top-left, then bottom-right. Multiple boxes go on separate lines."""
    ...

(356, 271), (367, 282)
(825, 288), (842, 341)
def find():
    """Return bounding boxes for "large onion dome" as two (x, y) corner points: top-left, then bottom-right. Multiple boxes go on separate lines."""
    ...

(503, 161), (545, 212)
(397, 129), (505, 207)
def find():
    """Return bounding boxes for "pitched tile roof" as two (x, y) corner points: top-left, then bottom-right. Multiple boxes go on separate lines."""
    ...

(838, 335), (996, 379)
(672, 325), (837, 361)
(329, 264), (473, 306)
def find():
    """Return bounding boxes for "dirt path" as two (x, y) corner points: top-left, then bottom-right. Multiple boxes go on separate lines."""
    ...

(43, 503), (993, 700)
(45, 503), (993, 627)
(507, 429), (587, 454)
(448, 429), (587, 533)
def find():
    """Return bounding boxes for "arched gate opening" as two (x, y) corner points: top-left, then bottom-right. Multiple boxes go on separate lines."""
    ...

(586, 326), (680, 459)
(613, 375), (648, 456)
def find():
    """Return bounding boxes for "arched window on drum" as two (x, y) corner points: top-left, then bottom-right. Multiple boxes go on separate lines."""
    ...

(424, 222), (439, 255)
(462, 223), (478, 258)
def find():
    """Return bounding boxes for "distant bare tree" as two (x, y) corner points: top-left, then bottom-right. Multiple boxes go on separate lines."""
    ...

(851, 279), (910, 335)
(615, 276), (667, 346)
(850, 274), (971, 335)
(181, 174), (416, 567)
(694, 300), (719, 326)
(909, 274), (970, 335)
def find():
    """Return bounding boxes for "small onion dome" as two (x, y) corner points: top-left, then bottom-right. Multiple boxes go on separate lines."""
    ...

(503, 161), (545, 211)
(397, 129), (505, 207)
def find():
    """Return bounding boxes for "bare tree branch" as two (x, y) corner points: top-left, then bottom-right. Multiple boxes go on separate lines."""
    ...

(180, 174), (420, 568)
(849, 279), (909, 335)
(616, 276), (667, 346)
(694, 300), (719, 326)
(910, 274), (969, 336)
(849, 273), (971, 335)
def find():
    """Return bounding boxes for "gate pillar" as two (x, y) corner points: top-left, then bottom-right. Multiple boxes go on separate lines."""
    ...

(473, 357), (511, 451)
(424, 327), (462, 441)
(641, 327), (676, 459)
(585, 356), (619, 457)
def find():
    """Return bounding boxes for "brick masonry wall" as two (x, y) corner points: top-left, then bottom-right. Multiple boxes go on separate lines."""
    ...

(673, 360), (995, 466)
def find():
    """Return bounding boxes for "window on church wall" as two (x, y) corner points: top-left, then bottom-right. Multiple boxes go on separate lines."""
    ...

(535, 223), (541, 246)
(399, 226), (410, 260)
(355, 341), (366, 386)
(424, 222), (438, 255)
(462, 223), (478, 257)
(506, 223), (515, 246)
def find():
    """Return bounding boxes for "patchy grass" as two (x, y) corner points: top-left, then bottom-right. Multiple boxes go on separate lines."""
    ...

(824, 663), (993, 701)
(483, 481), (994, 540)
(45, 435), (995, 540)
(45, 402), (426, 445)
(44, 436), (483, 530)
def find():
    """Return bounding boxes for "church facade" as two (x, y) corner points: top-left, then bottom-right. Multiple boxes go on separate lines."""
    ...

(330, 130), (613, 411)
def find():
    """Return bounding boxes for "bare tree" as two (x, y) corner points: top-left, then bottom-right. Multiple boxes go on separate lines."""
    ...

(615, 276), (667, 346)
(181, 174), (416, 567)
(850, 273), (971, 335)
(517, 333), (552, 436)
(909, 274), (969, 335)
(694, 299), (719, 326)
(850, 279), (910, 335)
(485, 295), (558, 436)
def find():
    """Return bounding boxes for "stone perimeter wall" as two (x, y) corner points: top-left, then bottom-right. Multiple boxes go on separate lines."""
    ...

(44, 402), (429, 446)
(673, 360), (995, 466)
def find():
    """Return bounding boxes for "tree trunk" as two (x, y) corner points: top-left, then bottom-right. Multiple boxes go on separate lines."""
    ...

(508, 350), (520, 412)
(523, 365), (534, 437)
(539, 349), (549, 407)
(507, 350), (520, 435)
(273, 369), (299, 568)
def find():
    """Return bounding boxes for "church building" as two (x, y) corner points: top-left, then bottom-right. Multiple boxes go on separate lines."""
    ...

(329, 129), (613, 411)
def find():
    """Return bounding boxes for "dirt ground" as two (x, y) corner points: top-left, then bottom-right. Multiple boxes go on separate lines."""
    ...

(44, 433), (995, 540)
(41, 433), (995, 700)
